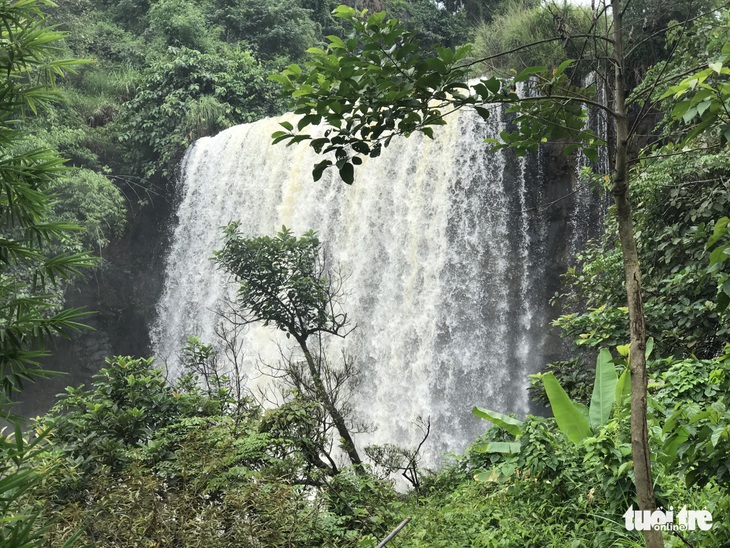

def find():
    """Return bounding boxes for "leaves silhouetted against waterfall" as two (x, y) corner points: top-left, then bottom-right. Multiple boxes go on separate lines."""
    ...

(215, 224), (363, 471)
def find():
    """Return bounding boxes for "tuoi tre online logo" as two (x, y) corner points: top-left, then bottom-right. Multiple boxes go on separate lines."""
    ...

(623, 505), (713, 532)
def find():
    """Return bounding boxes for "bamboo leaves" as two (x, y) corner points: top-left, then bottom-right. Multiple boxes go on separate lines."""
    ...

(0, 0), (96, 396)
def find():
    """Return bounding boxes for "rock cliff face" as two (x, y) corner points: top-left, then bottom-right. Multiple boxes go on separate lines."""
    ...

(15, 195), (172, 417)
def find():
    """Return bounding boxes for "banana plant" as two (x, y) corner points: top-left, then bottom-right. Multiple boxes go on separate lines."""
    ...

(538, 348), (622, 443)
(472, 342), (646, 449)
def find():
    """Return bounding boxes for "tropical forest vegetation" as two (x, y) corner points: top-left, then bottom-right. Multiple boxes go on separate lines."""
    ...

(1, 0), (729, 546)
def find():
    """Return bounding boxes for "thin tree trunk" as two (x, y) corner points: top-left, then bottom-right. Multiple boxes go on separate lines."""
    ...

(610, 1), (663, 546)
(298, 337), (364, 472)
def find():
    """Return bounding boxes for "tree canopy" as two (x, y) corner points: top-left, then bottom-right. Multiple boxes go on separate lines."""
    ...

(214, 225), (362, 470)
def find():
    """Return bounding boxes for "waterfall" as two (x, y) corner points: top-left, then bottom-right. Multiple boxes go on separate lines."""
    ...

(151, 107), (593, 464)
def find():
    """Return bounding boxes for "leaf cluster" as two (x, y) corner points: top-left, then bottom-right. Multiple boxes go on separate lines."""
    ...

(272, 5), (604, 183)
(214, 225), (347, 341)
(639, 6), (730, 148)
(437, 344), (730, 547)
(656, 345), (730, 489)
(271, 6), (475, 183)
(118, 46), (284, 181)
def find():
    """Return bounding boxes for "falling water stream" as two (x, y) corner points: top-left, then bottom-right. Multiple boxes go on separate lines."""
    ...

(151, 107), (598, 464)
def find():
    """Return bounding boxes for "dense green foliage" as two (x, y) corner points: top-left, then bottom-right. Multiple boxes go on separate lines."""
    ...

(32, 0), (515, 194)
(3, 0), (729, 546)
(119, 47), (283, 180)
(28, 348), (730, 546)
(0, 1), (97, 545)
(35, 356), (397, 546)
(471, 0), (594, 76)
(547, 10), (730, 398)
(36, 0), (492, 194)
(0, 0), (96, 399)
(554, 150), (730, 360)
(41, 0), (295, 189)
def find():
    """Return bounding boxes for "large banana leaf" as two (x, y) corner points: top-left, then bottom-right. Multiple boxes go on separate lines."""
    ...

(589, 348), (618, 429)
(615, 366), (631, 406)
(472, 407), (524, 437)
(475, 441), (522, 454)
(541, 372), (592, 443)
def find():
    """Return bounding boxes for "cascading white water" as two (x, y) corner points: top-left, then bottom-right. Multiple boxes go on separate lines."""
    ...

(152, 107), (591, 464)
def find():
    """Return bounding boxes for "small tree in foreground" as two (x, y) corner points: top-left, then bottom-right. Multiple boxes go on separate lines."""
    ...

(214, 224), (364, 472)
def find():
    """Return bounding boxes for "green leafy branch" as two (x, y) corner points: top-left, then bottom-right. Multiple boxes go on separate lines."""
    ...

(270, 5), (603, 183)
